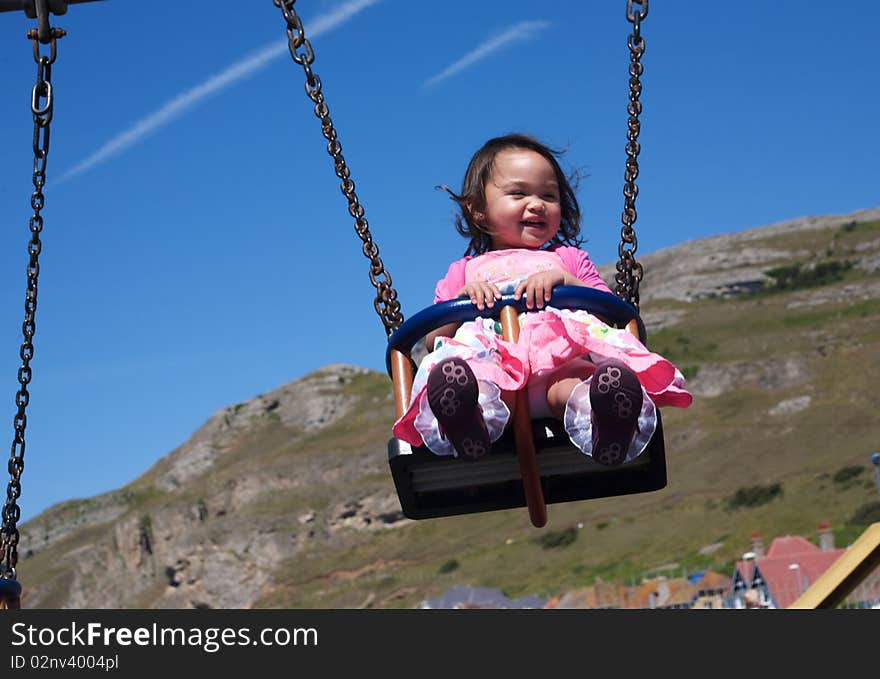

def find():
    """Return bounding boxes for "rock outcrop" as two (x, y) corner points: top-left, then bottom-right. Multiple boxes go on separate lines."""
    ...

(598, 207), (880, 303)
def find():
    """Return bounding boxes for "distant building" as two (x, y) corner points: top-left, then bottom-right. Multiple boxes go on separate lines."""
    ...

(422, 523), (879, 610)
(547, 578), (632, 609)
(547, 571), (731, 610)
(729, 522), (866, 609)
(690, 571), (733, 610)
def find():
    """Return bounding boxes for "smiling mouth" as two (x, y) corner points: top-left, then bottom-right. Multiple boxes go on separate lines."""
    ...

(521, 220), (545, 227)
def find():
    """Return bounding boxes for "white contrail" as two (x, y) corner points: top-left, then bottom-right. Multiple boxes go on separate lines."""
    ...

(422, 20), (551, 89)
(56, 0), (381, 185)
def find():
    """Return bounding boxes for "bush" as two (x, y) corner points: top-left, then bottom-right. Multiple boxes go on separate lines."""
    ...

(848, 501), (880, 526)
(764, 260), (853, 292)
(139, 514), (153, 555)
(832, 466), (865, 484)
(437, 559), (459, 574)
(681, 365), (700, 380)
(726, 483), (783, 510)
(538, 527), (578, 549)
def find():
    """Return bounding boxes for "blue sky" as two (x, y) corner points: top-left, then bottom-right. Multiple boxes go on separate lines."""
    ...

(1, 0), (877, 523)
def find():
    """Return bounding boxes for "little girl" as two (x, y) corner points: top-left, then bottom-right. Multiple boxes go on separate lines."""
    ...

(392, 134), (691, 465)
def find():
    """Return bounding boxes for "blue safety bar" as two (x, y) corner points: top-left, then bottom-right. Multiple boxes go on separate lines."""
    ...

(385, 286), (643, 375)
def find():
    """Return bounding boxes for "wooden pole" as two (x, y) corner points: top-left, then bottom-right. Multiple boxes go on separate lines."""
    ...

(389, 349), (413, 420)
(499, 305), (547, 528)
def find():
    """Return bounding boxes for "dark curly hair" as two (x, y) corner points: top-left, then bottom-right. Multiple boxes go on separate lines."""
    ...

(440, 133), (583, 256)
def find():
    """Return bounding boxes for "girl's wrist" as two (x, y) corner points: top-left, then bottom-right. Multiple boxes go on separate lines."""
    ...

(561, 271), (586, 288)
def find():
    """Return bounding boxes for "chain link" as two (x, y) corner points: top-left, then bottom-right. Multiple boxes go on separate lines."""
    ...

(273, 0), (403, 335)
(615, 0), (648, 310)
(1, 29), (62, 581)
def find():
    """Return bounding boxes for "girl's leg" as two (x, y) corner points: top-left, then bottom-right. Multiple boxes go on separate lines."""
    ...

(550, 358), (656, 465)
(406, 318), (516, 458)
(426, 357), (492, 460)
(587, 360), (644, 465)
(545, 359), (596, 420)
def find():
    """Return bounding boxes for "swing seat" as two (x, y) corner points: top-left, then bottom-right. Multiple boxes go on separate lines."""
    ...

(385, 286), (667, 522)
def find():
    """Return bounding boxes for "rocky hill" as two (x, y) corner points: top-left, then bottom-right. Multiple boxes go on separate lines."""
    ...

(15, 207), (880, 609)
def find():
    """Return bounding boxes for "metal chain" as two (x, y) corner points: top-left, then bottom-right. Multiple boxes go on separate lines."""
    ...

(272, 0), (403, 336)
(615, 0), (648, 310)
(0, 27), (63, 581)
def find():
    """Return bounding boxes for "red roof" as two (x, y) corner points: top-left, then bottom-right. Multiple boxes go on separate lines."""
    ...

(755, 535), (845, 608)
(765, 535), (820, 558)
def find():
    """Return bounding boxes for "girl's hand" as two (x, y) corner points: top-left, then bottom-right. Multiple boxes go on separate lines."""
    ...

(514, 269), (569, 309)
(457, 282), (502, 311)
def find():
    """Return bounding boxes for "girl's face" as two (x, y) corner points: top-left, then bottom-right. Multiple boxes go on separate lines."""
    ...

(476, 148), (562, 251)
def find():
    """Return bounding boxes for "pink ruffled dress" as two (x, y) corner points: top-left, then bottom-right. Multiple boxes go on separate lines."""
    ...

(392, 245), (692, 460)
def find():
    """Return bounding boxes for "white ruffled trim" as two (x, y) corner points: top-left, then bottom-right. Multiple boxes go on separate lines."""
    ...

(413, 380), (510, 457)
(563, 376), (657, 463)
